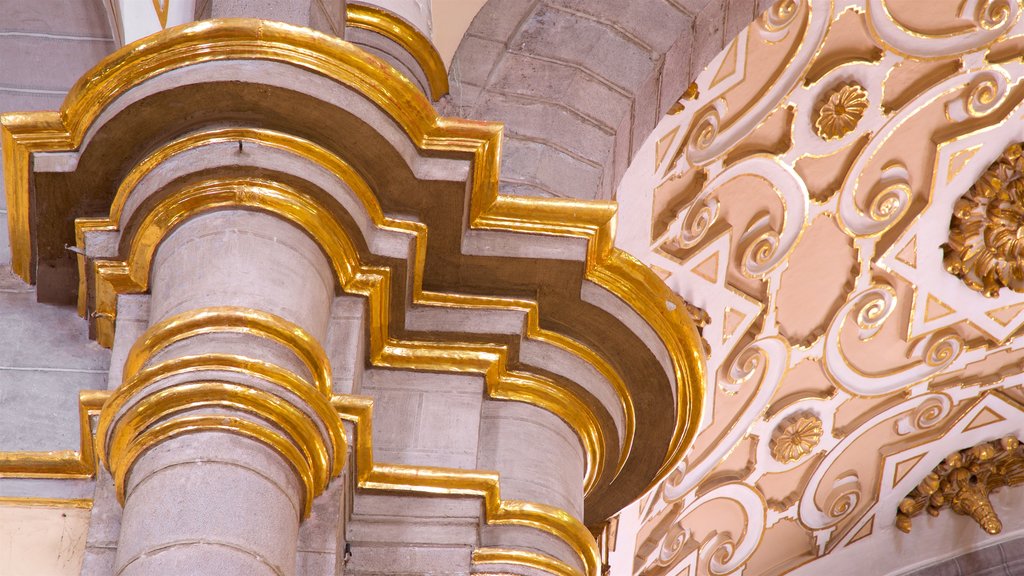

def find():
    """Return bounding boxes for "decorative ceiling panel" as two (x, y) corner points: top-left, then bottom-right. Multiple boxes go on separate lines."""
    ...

(614, 0), (1024, 574)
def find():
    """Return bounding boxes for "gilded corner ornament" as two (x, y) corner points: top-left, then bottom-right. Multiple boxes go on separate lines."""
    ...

(943, 143), (1024, 297)
(814, 84), (868, 140)
(896, 437), (1024, 535)
(770, 414), (822, 464)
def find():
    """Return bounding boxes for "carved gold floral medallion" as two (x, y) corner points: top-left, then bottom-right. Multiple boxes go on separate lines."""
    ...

(814, 84), (868, 140)
(770, 414), (823, 463)
(943, 143), (1024, 297)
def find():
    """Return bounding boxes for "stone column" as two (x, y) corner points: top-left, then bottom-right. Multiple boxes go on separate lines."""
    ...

(203, 0), (346, 37)
(352, 0), (432, 36)
(344, 0), (444, 101)
(478, 401), (588, 573)
(101, 210), (341, 576)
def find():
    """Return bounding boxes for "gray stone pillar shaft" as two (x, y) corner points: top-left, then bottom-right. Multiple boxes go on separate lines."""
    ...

(206, 0), (345, 37)
(112, 210), (335, 576)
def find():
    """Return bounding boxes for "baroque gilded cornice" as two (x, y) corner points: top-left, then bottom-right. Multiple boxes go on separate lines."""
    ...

(0, 17), (704, 572)
(77, 128), (635, 490)
(87, 177), (609, 497)
(0, 22), (703, 498)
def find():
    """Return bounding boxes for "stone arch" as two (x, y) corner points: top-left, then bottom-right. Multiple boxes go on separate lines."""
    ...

(444, 0), (773, 200)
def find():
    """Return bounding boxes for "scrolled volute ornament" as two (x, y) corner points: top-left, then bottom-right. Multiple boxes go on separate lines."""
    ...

(943, 143), (1024, 296)
(896, 436), (1024, 535)
(759, 0), (800, 40)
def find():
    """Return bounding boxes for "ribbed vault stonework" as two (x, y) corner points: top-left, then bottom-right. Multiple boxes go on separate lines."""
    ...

(444, 0), (773, 201)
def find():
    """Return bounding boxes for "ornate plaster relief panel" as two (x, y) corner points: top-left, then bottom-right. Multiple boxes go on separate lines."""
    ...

(613, 0), (1024, 574)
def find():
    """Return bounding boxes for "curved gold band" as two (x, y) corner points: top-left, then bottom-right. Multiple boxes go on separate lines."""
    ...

(117, 414), (315, 517)
(472, 547), (581, 576)
(107, 382), (329, 507)
(346, 3), (449, 101)
(123, 307), (332, 396)
(96, 352), (347, 477)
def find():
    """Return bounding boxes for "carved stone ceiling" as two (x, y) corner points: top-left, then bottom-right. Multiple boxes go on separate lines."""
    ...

(612, 0), (1024, 574)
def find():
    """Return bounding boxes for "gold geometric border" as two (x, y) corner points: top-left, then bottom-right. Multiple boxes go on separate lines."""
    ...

(346, 3), (450, 101)
(0, 17), (702, 495)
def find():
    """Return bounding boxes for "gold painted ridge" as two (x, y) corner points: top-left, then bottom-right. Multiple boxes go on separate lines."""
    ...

(96, 350), (347, 477)
(473, 547), (581, 576)
(0, 497), (93, 509)
(346, 3), (449, 101)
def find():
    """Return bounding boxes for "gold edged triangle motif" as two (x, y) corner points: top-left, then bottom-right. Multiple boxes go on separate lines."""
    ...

(846, 515), (874, 546)
(892, 453), (926, 488)
(655, 127), (680, 172)
(690, 252), (719, 284)
(924, 294), (955, 323)
(964, 406), (1005, 432)
(986, 302), (1024, 327)
(894, 235), (917, 269)
(152, 0), (170, 28)
(722, 307), (746, 344)
(710, 38), (739, 89)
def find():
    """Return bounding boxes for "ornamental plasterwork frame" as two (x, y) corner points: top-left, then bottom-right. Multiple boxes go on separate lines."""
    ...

(613, 0), (1024, 574)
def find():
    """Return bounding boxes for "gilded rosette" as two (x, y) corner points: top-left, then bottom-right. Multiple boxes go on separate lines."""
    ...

(814, 84), (868, 140)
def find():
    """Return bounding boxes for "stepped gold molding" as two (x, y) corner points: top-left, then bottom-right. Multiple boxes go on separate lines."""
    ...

(86, 177), (609, 495)
(108, 382), (330, 510)
(1, 17), (702, 497)
(96, 307), (349, 511)
(333, 394), (600, 576)
(2, 388), (596, 574)
(346, 2), (449, 101)
(97, 352), (346, 474)
(121, 413), (317, 512)
(0, 390), (107, 478)
(75, 127), (635, 487)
